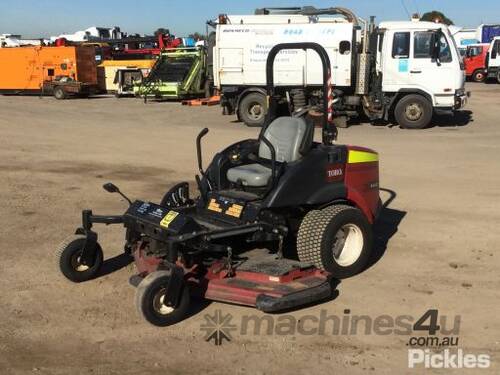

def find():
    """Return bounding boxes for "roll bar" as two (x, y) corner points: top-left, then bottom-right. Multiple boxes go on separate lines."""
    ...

(263, 42), (337, 144)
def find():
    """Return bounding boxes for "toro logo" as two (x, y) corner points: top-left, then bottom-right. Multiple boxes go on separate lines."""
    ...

(326, 164), (344, 182)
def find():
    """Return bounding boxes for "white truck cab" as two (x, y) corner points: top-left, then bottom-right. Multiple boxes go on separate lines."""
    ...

(212, 7), (468, 129)
(378, 21), (467, 111)
(486, 36), (500, 83)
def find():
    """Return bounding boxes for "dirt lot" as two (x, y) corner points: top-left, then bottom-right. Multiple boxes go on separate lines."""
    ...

(0, 83), (499, 374)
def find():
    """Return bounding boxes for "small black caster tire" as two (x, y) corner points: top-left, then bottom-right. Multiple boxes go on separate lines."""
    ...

(135, 270), (190, 327)
(56, 235), (103, 282)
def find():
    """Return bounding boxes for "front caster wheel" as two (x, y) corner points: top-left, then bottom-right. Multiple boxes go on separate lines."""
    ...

(135, 270), (190, 327)
(56, 235), (103, 282)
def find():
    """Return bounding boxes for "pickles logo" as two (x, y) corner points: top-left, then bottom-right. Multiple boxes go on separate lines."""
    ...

(408, 349), (490, 369)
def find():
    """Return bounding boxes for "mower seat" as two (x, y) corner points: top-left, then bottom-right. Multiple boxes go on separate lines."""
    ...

(227, 117), (313, 187)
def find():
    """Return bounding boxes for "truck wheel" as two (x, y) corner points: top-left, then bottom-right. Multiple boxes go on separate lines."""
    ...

(497, 71), (500, 84)
(297, 205), (373, 279)
(472, 70), (486, 83)
(56, 235), (103, 282)
(53, 86), (67, 100)
(394, 94), (433, 129)
(135, 270), (190, 327)
(238, 93), (266, 127)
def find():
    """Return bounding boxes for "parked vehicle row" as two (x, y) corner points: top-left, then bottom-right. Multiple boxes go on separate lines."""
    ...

(463, 37), (500, 83)
(211, 7), (468, 129)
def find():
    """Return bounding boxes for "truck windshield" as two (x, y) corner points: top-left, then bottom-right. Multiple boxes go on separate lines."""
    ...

(467, 46), (482, 57)
(445, 29), (461, 61)
(438, 34), (453, 62)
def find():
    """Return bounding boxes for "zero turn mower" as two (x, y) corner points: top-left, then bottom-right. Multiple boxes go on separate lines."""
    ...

(57, 43), (381, 326)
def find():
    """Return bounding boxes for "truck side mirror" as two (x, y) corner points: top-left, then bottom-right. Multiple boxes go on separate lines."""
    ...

(431, 33), (440, 61)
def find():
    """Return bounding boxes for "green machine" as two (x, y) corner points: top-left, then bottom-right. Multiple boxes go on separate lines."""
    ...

(134, 47), (208, 100)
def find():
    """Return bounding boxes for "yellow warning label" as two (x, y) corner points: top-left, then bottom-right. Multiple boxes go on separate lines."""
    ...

(225, 204), (243, 218)
(206, 198), (221, 212)
(348, 150), (379, 164)
(160, 211), (179, 228)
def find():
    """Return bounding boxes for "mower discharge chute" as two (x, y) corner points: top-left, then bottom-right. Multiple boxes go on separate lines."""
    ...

(57, 43), (382, 327)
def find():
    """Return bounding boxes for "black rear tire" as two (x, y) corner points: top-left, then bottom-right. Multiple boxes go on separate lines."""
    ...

(135, 270), (190, 327)
(472, 70), (486, 83)
(238, 92), (266, 127)
(394, 94), (433, 129)
(56, 235), (103, 282)
(53, 86), (67, 100)
(297, 205), (373, 279)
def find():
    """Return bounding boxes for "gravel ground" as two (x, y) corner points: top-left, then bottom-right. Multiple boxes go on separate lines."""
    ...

(0, 82), (499, 374)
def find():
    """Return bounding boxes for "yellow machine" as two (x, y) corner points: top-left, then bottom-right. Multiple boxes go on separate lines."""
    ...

(97, 59), (156, 95)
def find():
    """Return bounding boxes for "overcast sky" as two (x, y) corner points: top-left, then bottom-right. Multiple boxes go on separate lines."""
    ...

(1, 0), (499, 38)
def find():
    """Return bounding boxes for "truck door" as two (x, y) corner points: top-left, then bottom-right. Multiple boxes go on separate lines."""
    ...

(464, 45), (486, 81)
(382, 31), (412, 88)
(488, 39), (500, 70)
(217, 48), (243, 85)
(408, 30), (457, 102)
(464, 46), (479, 73)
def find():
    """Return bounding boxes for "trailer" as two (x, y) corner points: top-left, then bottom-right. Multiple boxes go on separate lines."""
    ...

(477, 24), (500, 44)
(0, 45), (98, 98)
(212, 7), (468, 129)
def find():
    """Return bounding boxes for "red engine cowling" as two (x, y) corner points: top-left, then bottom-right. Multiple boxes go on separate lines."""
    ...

(344, 145), (381, 223)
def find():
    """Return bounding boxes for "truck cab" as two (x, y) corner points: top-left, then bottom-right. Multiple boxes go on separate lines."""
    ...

(486, 37), (500, 83)
(463, 44), (490, 82)
(377, 22), (466, 117)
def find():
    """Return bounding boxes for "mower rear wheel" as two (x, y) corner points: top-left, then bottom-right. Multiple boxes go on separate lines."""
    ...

(56, 235), (103, 282)
(297, 205), (372, 279)
(135, 270), (190, 327)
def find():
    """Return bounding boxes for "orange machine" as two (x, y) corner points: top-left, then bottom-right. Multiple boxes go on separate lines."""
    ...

(0, 45), (99, 98)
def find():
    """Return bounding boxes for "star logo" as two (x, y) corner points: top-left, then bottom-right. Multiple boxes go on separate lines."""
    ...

(200, 310), (237, 346)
